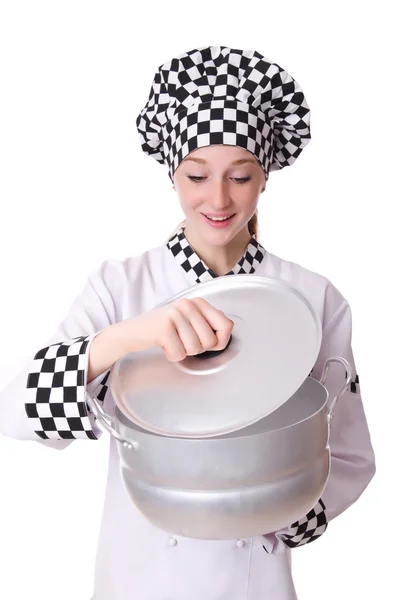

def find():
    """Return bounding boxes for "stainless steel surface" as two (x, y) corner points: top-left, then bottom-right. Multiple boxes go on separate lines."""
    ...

(121, 453), (329, 539)
(109, 275), (322, 438)
(86, 357), (353, 539)
(85, 392), (138, 451)
(320, 356), (352, 420)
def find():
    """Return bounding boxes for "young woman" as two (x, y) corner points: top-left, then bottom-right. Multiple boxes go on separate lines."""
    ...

(0, 46), (375, 600)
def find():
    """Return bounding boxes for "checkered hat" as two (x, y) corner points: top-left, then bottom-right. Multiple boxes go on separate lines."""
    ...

(136, 45), (311, 182)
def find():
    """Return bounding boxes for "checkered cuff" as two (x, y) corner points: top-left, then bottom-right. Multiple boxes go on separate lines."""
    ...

(25, 333), (110, 441)
(262, 499), (328, 553)
(280, 498), (328, 548)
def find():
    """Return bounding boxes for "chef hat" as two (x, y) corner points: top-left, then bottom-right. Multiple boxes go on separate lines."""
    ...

(136, 46), (311, 183)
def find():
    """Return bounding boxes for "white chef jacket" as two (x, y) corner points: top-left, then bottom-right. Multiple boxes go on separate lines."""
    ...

(0, 228), (376, 600)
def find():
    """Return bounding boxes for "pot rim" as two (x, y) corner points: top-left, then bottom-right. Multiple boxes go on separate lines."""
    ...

(114, 376), (329, 440)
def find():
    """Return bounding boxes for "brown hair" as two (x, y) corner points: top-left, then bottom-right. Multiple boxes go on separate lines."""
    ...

(247, 209), (258, 237)
(167, 209), (259, 241)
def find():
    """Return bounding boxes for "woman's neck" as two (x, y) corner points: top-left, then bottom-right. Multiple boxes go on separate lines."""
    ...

(183, 224), (252, 276)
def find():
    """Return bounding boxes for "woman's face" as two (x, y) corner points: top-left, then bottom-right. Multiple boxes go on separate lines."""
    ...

(173, 145), (267, 247)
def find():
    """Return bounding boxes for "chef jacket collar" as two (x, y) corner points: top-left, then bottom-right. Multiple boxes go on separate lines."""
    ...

(166, 226), (266, 285)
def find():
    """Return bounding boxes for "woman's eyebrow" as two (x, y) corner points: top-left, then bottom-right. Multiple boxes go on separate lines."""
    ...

(183, 157), (256, 165)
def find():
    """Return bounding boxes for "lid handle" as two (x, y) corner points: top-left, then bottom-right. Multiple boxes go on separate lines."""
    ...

(195, 332), (233, 360)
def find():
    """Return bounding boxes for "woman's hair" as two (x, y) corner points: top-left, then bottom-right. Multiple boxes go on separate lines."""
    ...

(247, 209), (258, 237)
(167, 210), (259, 241)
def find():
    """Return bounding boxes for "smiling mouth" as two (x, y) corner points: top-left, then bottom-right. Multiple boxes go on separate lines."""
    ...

(203, 214), (236, 222)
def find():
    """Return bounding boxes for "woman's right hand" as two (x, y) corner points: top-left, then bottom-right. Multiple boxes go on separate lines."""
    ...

(126, 298), (234, 362)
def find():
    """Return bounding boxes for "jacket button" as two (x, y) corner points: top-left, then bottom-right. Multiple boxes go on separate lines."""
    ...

(236, 539), (245, 548)
(168, 537), (177, 547)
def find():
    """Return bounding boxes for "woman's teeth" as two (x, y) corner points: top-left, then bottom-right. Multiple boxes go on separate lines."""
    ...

(206, 215), (233, 221)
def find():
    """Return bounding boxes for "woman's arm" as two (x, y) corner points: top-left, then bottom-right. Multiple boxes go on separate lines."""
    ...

(0, 260), (122, 449)
(262, 289), (376, 553)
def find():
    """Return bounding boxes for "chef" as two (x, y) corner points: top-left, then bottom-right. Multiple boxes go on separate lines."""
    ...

(0, 45), (375, 600)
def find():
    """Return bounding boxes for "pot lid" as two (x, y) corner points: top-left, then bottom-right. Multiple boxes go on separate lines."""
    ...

(109, 275), (322, 438)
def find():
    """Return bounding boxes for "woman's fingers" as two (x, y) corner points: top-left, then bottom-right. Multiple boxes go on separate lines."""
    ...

(158, 297), (234, 361)
(189, 297), (234, 351)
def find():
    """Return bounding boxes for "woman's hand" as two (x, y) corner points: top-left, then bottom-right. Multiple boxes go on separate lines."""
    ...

(126, 298), (234, 362)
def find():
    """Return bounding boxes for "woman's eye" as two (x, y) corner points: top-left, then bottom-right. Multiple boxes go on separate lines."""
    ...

(234, 177), (251, 184)
(187, 176), (251, 184)
(187, 176), (205, 182)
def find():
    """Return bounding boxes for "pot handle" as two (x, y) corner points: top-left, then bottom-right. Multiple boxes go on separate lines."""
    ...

(319, 357), (353, 422)
(85, 391), (138, 451)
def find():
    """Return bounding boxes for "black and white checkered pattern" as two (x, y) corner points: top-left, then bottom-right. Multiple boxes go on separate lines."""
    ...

(280, 498), (328, 548)
(25, 335), (110, 440)
(167, 226), (265, 284)
(262, 498), (328, 553)
(350, 373), (360, 394)
(136, 46), (311, 182)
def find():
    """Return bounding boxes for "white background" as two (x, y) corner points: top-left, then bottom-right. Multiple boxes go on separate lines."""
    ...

(0, 1), (394, 598)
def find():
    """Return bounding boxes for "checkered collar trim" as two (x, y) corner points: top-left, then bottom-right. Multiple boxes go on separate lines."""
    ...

(166, 227), (266, 284)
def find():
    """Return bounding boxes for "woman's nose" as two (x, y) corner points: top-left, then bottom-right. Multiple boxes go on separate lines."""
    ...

(210, 181), (233, 209)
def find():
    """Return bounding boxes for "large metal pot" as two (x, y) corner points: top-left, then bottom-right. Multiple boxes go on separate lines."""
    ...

(86, 356), (352, 539)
